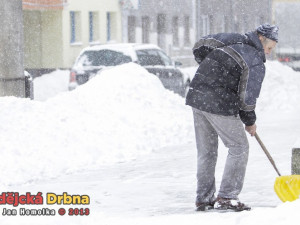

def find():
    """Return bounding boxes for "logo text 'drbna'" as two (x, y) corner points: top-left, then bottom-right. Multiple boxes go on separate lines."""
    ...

(47, 192), (90, 205)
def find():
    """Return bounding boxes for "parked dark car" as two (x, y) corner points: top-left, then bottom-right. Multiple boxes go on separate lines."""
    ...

(69, 43), (187, 96)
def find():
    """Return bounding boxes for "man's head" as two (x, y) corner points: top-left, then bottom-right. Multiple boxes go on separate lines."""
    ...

(256, 23), (279, 55)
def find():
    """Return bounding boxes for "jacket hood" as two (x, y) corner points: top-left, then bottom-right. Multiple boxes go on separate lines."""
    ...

(245, 31), (266, 62)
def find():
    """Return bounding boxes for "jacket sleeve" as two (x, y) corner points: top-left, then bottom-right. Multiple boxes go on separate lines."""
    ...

(192, 35), (225, 64)
(239, 110), (256, 126)
(238, 63), (265, 125)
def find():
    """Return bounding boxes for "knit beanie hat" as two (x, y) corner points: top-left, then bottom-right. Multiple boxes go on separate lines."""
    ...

(256, 23), (279, 42)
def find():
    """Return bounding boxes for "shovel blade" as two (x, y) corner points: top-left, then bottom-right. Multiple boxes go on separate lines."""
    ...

(274, 175), (300, 202)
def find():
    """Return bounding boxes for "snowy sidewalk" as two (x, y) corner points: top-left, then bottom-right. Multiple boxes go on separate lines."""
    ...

(8, 111), (300, 224)
(16, 109), (299, 215)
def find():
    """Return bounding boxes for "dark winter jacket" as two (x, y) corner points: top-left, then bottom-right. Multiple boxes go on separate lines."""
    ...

(186, 31), (266, 126)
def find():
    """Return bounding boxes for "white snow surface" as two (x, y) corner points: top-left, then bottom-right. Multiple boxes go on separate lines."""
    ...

(0, 63), (192, 185)
(0, 61), (300, 224)
(33, 69), (70, 101)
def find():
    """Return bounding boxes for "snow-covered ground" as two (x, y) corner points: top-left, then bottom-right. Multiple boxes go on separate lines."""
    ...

(0, 61), (299, 224)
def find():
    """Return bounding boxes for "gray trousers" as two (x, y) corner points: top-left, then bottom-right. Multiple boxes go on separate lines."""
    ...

(192, 108), (249, 204)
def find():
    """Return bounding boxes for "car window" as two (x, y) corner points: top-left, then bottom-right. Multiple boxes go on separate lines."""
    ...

(136, 49), (172, 66)
(76, 50), (132, 67)
(157, 50), (173, 66)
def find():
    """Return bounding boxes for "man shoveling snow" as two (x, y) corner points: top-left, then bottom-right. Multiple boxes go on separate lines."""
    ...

(186, 23), (279, 212)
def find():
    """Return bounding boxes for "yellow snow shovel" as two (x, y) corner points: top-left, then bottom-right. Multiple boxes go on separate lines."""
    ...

(255, 133), (300, 202)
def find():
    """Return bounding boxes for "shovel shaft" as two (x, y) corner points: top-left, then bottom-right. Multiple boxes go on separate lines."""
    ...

(254, 133), (282, 176)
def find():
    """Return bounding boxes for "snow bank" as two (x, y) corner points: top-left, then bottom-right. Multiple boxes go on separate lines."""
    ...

(33, 70), (69, 101)
(0, 63), (193, 186)
(257, 61), (300, 113)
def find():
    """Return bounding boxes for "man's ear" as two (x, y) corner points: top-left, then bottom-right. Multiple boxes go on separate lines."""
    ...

(258, 35), (266, 42)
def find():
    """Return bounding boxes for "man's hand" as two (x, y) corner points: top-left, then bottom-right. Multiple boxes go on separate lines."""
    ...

(245, 124), (257, 136)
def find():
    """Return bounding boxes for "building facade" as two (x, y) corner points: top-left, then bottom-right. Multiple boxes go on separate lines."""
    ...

(23, 0), (273, 73)
(121, 0), (272, 67)
(23, 0), (122, 76)
(120, 0), (196, 66)
(195, 0), (272, 38)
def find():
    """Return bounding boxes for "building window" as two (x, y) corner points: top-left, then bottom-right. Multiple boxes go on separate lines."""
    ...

(172, 17), (179, 46)
(259, 16), (265, 25)
(209, 15), (214, 34)
(70, 11), (81, 43)
(234, 16), (239, 32)
(128, 16), (136, 42)
(89, 12), (99, 42)
(107, 12), (111, 41)
(224, 15), (230, 32)
(157, 14), (166, 49)
(243, 15), (248, 33)
(142, 16), (150, 43)
(105, 12), (117, 42)
(221, 15), (226, 32)
(202, 15), (209, 36)
(184, 16), (190, 46)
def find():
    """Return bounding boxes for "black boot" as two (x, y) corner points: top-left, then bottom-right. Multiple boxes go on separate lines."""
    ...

(214, 197), (251, 212)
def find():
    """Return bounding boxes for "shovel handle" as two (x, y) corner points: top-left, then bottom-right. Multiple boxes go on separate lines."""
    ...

(254, 133), (282, 177)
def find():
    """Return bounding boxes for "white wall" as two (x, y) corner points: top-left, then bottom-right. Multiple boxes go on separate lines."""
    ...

(62, 0), (123, 68)
(24, 10), (63, 69)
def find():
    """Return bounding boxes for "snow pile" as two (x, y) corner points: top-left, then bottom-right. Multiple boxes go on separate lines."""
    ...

(0, 63), (193, 186)
(257, 61), (300, 113)
(33, 70), (69, 101)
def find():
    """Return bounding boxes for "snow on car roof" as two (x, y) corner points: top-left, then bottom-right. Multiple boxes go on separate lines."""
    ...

(77, 43), (162, 62)
(84, 43), (161, 51)
(81, 43), (161, 56)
